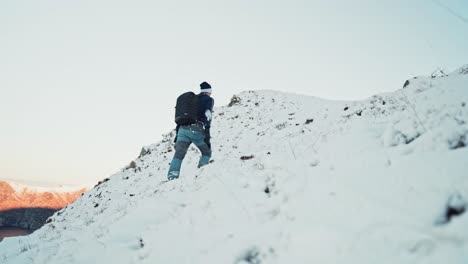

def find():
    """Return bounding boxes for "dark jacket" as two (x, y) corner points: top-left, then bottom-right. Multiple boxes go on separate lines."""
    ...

(197, 93), (214, 130)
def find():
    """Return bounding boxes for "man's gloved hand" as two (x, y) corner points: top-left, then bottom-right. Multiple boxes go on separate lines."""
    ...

(174, 135), (178, 143)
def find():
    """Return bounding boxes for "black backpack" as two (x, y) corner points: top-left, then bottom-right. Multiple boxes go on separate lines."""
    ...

(175, 92), (199, 125)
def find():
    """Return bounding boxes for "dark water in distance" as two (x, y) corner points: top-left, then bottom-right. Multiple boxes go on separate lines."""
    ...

(0, 227), (33, 241)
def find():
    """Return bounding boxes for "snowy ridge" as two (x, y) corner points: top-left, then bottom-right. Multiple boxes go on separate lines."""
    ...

(0, 180), (88, 211)
(4, 180), (89, 193)
(1, 66), (467, 263)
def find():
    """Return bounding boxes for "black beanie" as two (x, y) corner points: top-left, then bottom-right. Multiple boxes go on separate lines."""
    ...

(200, 82), (212, 93)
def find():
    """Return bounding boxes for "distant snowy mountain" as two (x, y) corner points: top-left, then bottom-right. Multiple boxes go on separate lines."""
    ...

(0, 180), (87, 230)
(1, 66), (467, 263)
(0, 180), (87, 211)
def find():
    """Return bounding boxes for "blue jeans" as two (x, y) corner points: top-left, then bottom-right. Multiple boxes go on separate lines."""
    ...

(167, 126), (212, 179)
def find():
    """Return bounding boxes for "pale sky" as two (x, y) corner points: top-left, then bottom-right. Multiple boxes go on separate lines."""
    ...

(1, 0), (467, 186)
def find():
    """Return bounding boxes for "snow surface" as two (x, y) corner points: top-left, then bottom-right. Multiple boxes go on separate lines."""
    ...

(1, 66), (468, 263)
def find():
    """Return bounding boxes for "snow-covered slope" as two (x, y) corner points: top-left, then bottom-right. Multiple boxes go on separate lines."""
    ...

(1, 66), (468, 264)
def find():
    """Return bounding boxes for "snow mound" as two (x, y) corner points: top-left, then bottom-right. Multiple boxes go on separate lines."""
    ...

(1, 67), (467, 263)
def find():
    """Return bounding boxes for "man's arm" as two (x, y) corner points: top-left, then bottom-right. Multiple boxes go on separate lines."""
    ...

(203, 98), (214, 148)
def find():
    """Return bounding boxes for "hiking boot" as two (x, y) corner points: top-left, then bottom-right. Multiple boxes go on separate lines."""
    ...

(167, 171), (179, 180)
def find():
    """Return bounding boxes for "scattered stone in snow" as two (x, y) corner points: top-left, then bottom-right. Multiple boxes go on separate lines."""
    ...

(275, 122), (287, 130)
(435, 192), (466, 225)
(305, 118), (314, 124)
(236, 247), (262, 264)
(240, 155), (254, 161)
(139, 147), (151, 158)
(459, 65), (468, 74)
(344, 106), (349, 111)
(448, 133), (467, 150)
(383, 127), (421, 147)
(127, 161), (137, 170)
(403, 80), (410, 88)
(139, 238), (145, 248)
(94, 178), (110, 187)
(431, 68), (448, 78)
(229, 95), (241, 107)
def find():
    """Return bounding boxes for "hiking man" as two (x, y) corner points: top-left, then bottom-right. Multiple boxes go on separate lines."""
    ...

(167, 82), (214, 180)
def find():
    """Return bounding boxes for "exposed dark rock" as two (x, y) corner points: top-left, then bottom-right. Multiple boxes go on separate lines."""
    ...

(305, 118), (314, 124)
(240, 155), (254, 160)
(431, 68), (448, 78)
(95, 178), (110, 188)
(448, 134), (467, 149)
(404, 133), (421, 144)
(139, 147), (151, 158)
(275, 122), (287, 130)
(403, 80), (410, 88)
(127, 161), (137, 170)
(237, 247), (261, 264)
(228, 95), (241, 107)
(461, 67), (468, 75)
(435, 193), (466, 225)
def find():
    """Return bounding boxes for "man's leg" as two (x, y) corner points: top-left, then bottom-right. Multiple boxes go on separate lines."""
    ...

(192, 131), (212, 168)
(168, 129), (191, 180)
